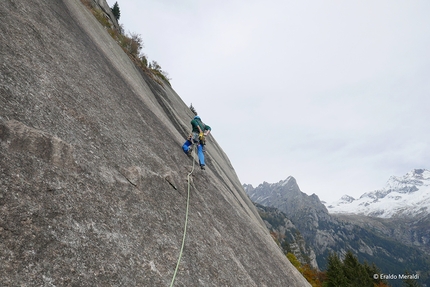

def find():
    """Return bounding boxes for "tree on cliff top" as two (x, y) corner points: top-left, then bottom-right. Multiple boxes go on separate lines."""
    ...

(111, 2), (120, 21)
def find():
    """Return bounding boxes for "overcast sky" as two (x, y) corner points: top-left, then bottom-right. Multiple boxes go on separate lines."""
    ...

(106, 0), (430, 202)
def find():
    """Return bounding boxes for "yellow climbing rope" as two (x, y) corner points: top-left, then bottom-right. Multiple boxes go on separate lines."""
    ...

(169, 150), (195, 287)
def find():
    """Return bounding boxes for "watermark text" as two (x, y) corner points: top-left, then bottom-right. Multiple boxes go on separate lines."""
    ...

(373, 273), (419, 280)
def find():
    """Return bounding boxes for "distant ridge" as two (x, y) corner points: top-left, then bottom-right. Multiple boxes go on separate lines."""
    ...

(244, 175), (430, 285)
(327, 169), (430, 218)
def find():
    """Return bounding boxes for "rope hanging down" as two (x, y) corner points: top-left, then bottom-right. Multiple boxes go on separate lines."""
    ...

(169, 151), (195, 287)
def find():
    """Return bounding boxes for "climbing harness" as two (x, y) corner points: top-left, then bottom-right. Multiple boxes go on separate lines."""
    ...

(199, 132), (206, 145)
(169, 148), (195, 287)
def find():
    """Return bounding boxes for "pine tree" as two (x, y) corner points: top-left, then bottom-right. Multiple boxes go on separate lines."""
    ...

(324, 251), (388, 287)
(364, 262), (389, 286)
(402, 272), (421, 287)
(111, 1), (120, 21)
(325, 253), (348, 287)
(189, 103), (197, 115)
(343, 251), (373, 287)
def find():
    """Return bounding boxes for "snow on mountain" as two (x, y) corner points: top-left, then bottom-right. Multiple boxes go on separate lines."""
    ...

(326, 169), (430, 218)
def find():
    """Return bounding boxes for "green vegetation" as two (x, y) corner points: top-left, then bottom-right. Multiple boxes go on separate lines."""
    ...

(111, 1), (120, 21)
(80, 0), (171, 86)
(286, 253), (325, 287)
(402, 272), (421, 287)
(257, 204), (425, 286)
(285, 250), (392, 287)
(189, 103), (197, 115)
(323, 251), (389, 287)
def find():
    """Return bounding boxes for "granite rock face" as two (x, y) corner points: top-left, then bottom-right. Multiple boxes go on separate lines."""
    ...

(0, 0), (310, 286)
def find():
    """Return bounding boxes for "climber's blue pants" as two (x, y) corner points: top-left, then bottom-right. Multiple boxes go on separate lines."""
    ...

(182, 140), (192, 154)
(182, 140), (205, 166)
(196, 144), (205, 166)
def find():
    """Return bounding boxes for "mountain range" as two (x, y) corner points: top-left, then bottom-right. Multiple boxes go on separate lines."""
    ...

(327, 168), (430, 219)
(244, 171), (430, 286)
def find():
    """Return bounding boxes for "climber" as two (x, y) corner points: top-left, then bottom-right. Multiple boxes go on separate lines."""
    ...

(182, 115), (211, 170)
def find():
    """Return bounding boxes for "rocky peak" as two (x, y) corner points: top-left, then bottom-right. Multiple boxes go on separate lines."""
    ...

(245, 177), (331, 229)
(385, 168), (430, 193)
(340, 195), (355, 202)
(245, 176), (303, 206)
